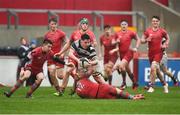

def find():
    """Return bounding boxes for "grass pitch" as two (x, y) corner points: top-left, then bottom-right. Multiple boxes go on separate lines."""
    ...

(0, 86), (180, 114)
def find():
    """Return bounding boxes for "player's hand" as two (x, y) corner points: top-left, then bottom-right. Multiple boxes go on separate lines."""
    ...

(54, 52), (61, 57)
(132, 47), (138, 52)
(20, 67), (25, 77)
(116, 39), (120, 43)
(133, 94), (145, 100)
(65, 62), (75, 67)
(109, 49), (115, 55)
(55, 53), (64, 58)
(146, 36), (152, 42)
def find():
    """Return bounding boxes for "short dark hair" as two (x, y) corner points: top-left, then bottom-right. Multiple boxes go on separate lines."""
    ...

(81, 34), (90, 40)
(152, 16), (160, 20)
(104, 25), (111, 30)
(120, 19), (128, 23)
(48, 18), (57, 23)
(43, 39), (53, 45)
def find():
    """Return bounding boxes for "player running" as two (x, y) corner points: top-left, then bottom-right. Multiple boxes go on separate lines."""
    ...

(141, 16), (169, 93)
(4, 39), (73, 98)
(99, 25), (118, 85)
(160, 38), (178, 86)
(45, 18), (67, 94)
(110, 20), (140, 90)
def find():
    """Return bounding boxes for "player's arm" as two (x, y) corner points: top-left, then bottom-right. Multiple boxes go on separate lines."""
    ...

(163, 33), (170, 48)
(109, 45), (119, 55)
(91, 33), (97, 47)
(17, 47), (27, 59)
(135, 34), (141, 48)
(132, 33), (141, 52)
(68, 48), (80, 64)
(55, 39), (72, 56)
(21, 51), (33, 67)
(140, 34), (148, 44)
(52, 55), (73, 67)
(89, 56), (98, 66)
(98, 37), (104, 59)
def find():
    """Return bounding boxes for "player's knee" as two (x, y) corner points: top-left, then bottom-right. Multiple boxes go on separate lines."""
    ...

(48, 70), (55, 77)
(151, 61), (159, 70)
(23, 75), (30, 80)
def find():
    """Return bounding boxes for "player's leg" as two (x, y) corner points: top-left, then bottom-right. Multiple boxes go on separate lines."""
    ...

(55, 65), (75, 96)
(161, 65), (178, 86)
(107, 61), (114, 85)
(156, 67), (169, 93)
(103, 62), (113, 85)
(125, 64), (138, 90)
(4, 69), (31, 97)
(56, 67), (64, 79)
(48, 64), (61, 93)
(26, 72), (44, 98)
(92, 64), (106, 84)
(147, 61), (158, 93)
(115, 87), (144, 100)
(119, 60), (127, 89)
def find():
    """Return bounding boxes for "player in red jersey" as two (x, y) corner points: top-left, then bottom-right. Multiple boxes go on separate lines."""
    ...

(4, 39), (73, 98)
(74, 55), (144, 100)
(110, 20), (140, 90)
(45, 18), (67, 94)
(141, 16), (169, 93)
(99, 25), (118, 85)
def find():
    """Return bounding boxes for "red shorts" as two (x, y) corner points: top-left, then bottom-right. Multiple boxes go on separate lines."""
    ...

(47, 58), (64, 68)
(149, 52), (163, 64)
(25, 65), (43, 76)
(120, 50), (134, 63)
(104, 53), (118, 64)
(97, 84), (117, 99)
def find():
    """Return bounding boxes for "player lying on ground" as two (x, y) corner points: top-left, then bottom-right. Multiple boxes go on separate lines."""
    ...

(4, 39), (73, 98)
(74, 58), (145, 100)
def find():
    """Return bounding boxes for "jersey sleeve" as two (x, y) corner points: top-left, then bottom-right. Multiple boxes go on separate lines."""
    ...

(161, 29), (168, 40)
(99, 35), (103, 45)
(70, 32), (75, 43)
(143, 29), (149, 39)
(88, 46), (97, 60)
(131, 31), (138, 40)
(60, 31), (66, 39)
(48, 50), (55, 60)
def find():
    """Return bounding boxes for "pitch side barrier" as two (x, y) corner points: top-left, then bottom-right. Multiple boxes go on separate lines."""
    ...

(134, 57), (180, 86)
(0, 8), (147, 31)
